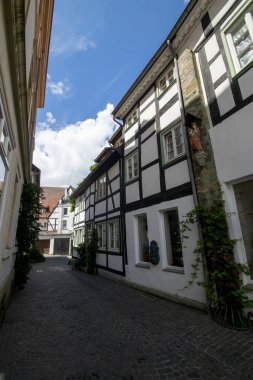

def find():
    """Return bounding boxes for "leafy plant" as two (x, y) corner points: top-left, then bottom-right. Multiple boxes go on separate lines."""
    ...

(29, 246), (45, 263)
(181, 199), (253, 329)
(76, 242), (86, 267)
(15, 183), (42, 289)
(70, 198), (75, 212)
(86, 227), (98, 274)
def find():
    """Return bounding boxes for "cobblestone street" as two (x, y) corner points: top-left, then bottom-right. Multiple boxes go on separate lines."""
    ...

(0, 256), (252, 380)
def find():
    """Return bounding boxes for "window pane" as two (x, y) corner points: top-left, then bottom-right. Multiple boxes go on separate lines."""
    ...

(138, 215), (149, 262)
(175, 125), (184, 155)
(232, 21), (253, 67)
(0, 156), (6, 200)
(160, 77), (167, 91)
(133, 154), (138, 177)
(165, 209), (183, 267)
(127, 158), (132, 180)
(165, 132), (174, 160)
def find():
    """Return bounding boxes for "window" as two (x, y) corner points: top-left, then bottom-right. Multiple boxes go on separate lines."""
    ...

(62, 220), (67, 229)
(234, 179), (253, 279)
(108, 220), (119, 250)
(137, 214), (149, 262)
(223, 2), (253, 74)
(97, 223), (106, 249)
(43, 222), (48, 229)
(161, 123), (184, 164)
(164, 209), (183, 267)
(157, 66), (175, 96)
(0, 101), (11, 203)
(96, 175), (106, 200)
(125, 108), (138, 131)
(125, 151), (138, 182)
(63, 207), (68, 216)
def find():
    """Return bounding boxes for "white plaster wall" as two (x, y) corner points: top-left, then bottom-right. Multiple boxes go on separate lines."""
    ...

(108, 255), (123, 272)
(215, 78), (235, 116)
(158, 82), (178, 110)
(108, 162), (119, 181)
(238, 66), (253, 100)
(113, 192), (120, 209)
(160, 101), (181, 130)
(141, 134), (158, 167)
(141, 123), (156, 142)
(90, 207), (94, 220)
(164, 160), (190, 190)
(140, 87), (155, 112)
(95, 200), (106, 216)
(96, 253), (107, 267)
(124, 139), (138, 154)
(142, 164), (161, 198)
(209, 55), (226, 83)
(108, 197), (113, 212)
(140, 102), (156, 128)
(126, 181), (140, 204)
(110, 177), (120, 193)
(107, 211), (120, 219)
(124, 195), (205, 304)
(209, 103), (253, 184)
(124, 122), (138, 142)
(204, 34), (220, 63)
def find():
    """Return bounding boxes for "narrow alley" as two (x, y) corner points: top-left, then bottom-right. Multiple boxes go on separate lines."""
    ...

(0, 256), (252, 380)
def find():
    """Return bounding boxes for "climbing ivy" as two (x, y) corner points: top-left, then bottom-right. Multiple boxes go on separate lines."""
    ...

(86, 228), (98, 274)
(180, 199), (253, 329)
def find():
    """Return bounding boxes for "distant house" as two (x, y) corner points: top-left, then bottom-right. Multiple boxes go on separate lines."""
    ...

(0, 1), (54, 322)
(37, 186), (74, 255)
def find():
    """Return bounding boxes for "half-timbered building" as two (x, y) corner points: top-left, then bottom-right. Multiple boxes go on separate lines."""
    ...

(72, 129), (125, 275)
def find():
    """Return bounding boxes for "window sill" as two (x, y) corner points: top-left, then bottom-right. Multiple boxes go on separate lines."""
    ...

(136, 262), (150, 269)
(232, 60), (253, 81)
(162, 153), (187, 169)
(163, 266), (184, 274)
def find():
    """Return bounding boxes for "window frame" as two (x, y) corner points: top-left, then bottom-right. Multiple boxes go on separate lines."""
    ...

(160, 122), (185, 165)
(62, 220), (67, 229)
(163, 208), (184, 269)
(97, 222), (106, 250)
(125, 151), (139, 183)
(63, 207), (68, 216)
(0, 99), (12, 204)
(136, 213), (149, 263)
(221, 0), (253, 77)
(107, 219), (120, 251)
(96, 175), (107, 201)
(157, 65), (176, 97)
(125, 108), (138, 131)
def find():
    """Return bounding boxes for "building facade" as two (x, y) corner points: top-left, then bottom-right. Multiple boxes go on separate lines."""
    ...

(38, 187), (74, 255)
(0, 0), (54, 322)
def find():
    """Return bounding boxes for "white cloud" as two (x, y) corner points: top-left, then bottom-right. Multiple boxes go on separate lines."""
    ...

(47, 74), (70, 97)
(34, 104), (116, 187)
(50, 34), (96, 56)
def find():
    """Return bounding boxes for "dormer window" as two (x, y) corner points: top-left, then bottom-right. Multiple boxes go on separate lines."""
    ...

(157, 66), (175, 96)
(125, 108), (138, 131)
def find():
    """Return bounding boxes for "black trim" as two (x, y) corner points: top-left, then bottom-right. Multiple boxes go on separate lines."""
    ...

(125, 177), (139, 186)
(125, 182), (192, 212)
(216, 93), (253, 125)
(156, 133), (166, 192)
(201, 12), (213, 38)
(213, 73), (227, 90)
(138, 117), (143, 201)
(159, 94), (179, 116)
(108, 176), (116, 210)
(124, 147), (138, 160)
(141, 130), (156, 145)
(139, 98), (155, 115)
(108, 173), (120, 184)
(140, 117), (156, 134)
(96, 264), (125, 277)
(162, 154), (187, 170)
(94, 207), (121, 219)
(208, 51), (221, 66)
(141, 159), (159, 172)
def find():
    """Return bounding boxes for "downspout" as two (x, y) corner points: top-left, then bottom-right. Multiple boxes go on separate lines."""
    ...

(167, 39), (198, 207)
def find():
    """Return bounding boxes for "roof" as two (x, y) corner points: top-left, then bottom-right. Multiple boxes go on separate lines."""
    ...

(112, 0), (198, 118)
(108, 126), (122, 145)
(72, 146), (123, 199)
(40, 187), (65, 218)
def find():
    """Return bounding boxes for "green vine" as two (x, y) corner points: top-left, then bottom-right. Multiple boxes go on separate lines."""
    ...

(70, 198), (75, 212)
(181, 199), (253, 329)
(86, 227), (98, 274)
(15, 183), (43, 289)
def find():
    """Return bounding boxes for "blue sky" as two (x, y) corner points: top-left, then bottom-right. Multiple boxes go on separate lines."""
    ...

(34, 0), (189, 186)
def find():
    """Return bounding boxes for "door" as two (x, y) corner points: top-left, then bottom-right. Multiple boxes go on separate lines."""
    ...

(54, 238), (70, 255)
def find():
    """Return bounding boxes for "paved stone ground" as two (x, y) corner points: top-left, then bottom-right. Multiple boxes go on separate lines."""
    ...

(0, 256), (253, 380)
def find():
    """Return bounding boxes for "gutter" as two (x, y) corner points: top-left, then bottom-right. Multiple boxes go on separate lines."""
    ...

(112, 0), (198, 117)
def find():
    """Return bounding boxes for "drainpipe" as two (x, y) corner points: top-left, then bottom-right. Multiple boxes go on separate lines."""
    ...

(167, 39), (199, 207)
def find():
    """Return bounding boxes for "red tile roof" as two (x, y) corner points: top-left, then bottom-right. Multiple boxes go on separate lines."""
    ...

(40, 187), (65, 218)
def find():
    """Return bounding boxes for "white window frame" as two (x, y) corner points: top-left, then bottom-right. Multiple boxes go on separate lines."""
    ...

(222, 0), (253, 76)
(107, 220), (119, 251)
(161, 122), (185, 164)
(96, 175), (106, 201)
(157, 65), (175, 96)
(125, 108), (138, 131)
(97, 222), (106, 249)
(62, 220), (67, 229)
(125, 151), (138, 183)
